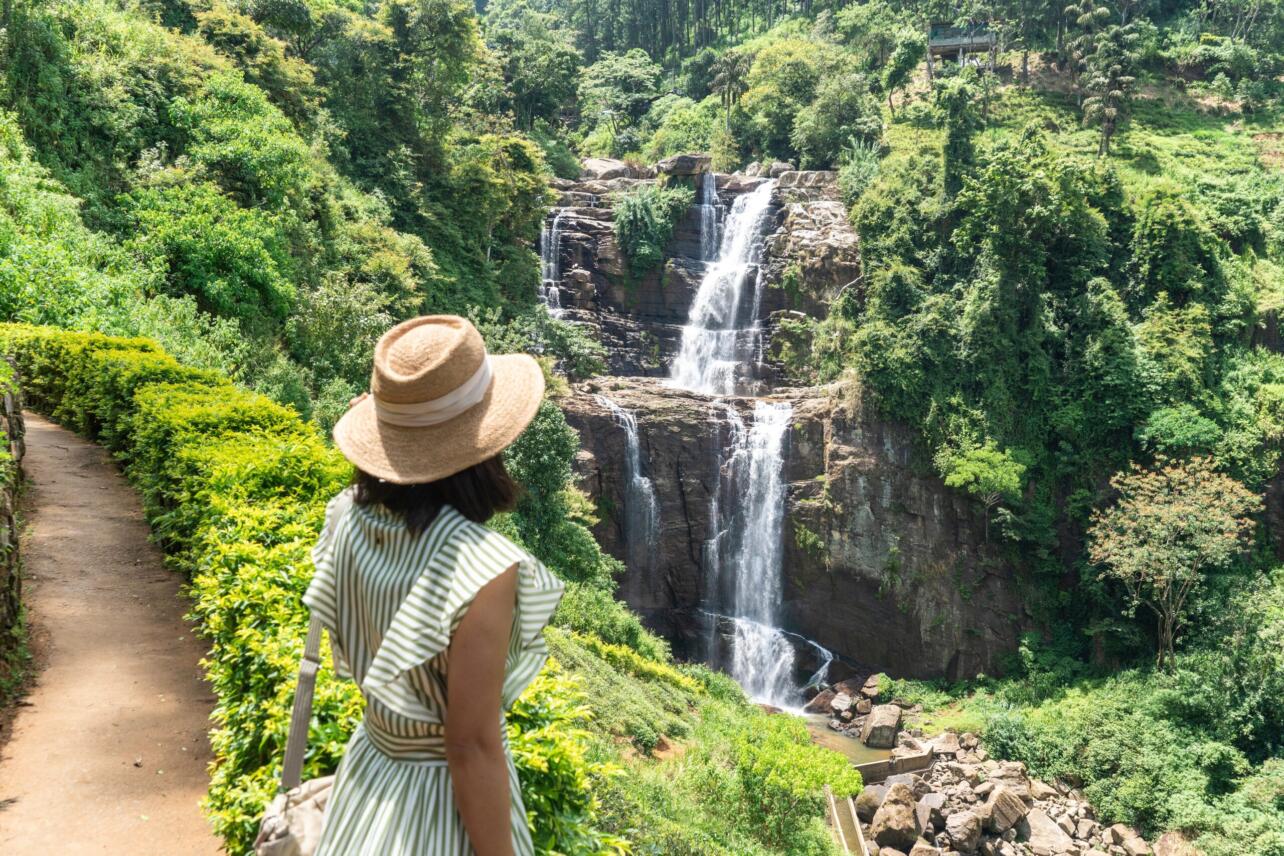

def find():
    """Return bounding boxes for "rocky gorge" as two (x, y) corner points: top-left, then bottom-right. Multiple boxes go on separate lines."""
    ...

(551, 155), (1032, 684)
(812, 677), (1184, 856)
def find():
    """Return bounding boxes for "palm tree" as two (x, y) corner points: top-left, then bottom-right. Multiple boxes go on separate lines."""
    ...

(710, 49), (752, 131)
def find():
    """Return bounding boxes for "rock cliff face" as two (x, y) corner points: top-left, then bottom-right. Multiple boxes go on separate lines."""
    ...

(545, 168), (861, 377)
(563, 378), (1028, 680)
(554, 157), (1027, 682)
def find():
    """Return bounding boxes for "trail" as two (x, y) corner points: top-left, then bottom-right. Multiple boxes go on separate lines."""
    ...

(0, 415), (219, 855)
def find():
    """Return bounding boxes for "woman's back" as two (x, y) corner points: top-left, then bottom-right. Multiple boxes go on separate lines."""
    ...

(303, 488), (563, 854)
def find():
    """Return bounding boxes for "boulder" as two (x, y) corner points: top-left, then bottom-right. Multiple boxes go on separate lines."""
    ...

(1076, 818), (1100, 840)
(855, 784), (888, 822)
(932, 732), (962, 756)
(878, 849), (907, 856)
(871, 783), (923, 852)
(768, 160), (795, 177)
(802, 688), (835, 714)
(1153, 832), (1199, 856)
(960, 732), (979, 750)
(862, 704), (903, 748)
(945, 810), (982, 853)
(830, 692), (854, 714)
(655, 153), (711, 176)
(1122, 839), (1153, 856)
(1016, 811), (1068, 856)
(857, 698), (873, 715)
(983, 786), (1029, 834)
(580, 158), (653, 180)
(917, 792), (947, 829)
(862, 673), (882, 700)
(1029, 779), (1059, 800)
(1107, 824), (1139, 846)
(909, 840), (942, 856)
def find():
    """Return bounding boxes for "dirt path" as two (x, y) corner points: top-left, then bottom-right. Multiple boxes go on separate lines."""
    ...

(0, 415), (219, 855)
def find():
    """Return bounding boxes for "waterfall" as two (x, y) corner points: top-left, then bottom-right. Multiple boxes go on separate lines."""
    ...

(699, 171), (719, 261)
(594, 395), (659, 575)
(539, 210), (566, 317)
(712, 401), (798, 707)
(668, 180), (777, 397)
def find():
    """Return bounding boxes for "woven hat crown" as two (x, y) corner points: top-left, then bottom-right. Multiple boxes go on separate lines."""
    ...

(371, 316), (487, 406)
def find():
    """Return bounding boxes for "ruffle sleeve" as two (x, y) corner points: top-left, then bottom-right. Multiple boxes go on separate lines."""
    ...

(362, 511), (563, 719)
(302, 487), (355, 678)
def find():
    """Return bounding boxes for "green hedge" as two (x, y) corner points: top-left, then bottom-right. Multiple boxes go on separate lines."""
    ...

(0, 323), (623, 854)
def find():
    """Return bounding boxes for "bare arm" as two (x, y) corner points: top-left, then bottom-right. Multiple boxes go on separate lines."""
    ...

(445, 564), (518, 856)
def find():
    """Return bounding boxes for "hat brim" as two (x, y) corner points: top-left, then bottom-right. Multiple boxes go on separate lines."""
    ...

(333, 354), (545, 484)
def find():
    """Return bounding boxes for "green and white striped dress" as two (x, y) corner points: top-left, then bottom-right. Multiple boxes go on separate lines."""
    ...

(302, 487), (564, 855)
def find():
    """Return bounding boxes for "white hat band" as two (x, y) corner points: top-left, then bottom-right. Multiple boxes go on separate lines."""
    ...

(373, 357), (493, 427)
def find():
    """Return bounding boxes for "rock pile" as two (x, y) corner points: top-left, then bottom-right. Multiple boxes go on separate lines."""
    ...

(852, 733), (1159, 856)
(805, 675), (923, 750)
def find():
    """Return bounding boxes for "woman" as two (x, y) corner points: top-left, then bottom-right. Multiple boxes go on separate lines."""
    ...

(303, 315), (563, 855)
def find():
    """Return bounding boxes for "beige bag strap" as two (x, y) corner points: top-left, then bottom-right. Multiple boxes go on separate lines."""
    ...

(280, 614), (324, 792)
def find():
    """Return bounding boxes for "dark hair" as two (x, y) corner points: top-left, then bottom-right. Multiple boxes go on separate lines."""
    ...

(353, 455), (520, 534)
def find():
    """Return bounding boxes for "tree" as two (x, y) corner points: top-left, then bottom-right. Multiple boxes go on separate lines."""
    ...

(1088, 457), (1261, 670)
(790, 72), (881, 169)
(933, 71), (981, 196)
(881, 28), (926, 116)
(1081, 23), (1139, 155)
(485, 7), (583, 129)
(577, 48), (663, 130)
(1064, 0), (1112, 105)
(938, 440), (1027, 540)
(710, 48), (752, 131)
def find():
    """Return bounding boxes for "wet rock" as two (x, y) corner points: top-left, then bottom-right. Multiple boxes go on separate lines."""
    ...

(830, 691), (854, 714)
(803, 688), (835, 714)
(982, 786), (1029, 834)
(871, 783), (924, 851)
(945, 810), (982, 853)
(862, 704), (903, 748)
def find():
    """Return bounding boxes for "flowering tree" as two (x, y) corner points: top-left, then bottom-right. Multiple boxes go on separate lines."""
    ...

(1088, 456), (1260, 669)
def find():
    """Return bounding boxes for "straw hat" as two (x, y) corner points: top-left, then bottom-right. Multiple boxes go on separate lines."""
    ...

(333, 315), (544, 484)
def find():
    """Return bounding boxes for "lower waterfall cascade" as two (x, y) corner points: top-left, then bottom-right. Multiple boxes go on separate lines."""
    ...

(593, 394), (660, 577)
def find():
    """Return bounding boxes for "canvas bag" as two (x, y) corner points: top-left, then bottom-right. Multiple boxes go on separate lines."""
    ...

(254, 616), (334, 856)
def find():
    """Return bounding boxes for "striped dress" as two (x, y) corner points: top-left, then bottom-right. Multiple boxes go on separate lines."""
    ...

(302, 487), (564, 855)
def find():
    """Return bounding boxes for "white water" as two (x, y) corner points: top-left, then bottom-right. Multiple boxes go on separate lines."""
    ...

(594, 395), (659, 574)
(699, 171), (719, 261)
(539, 210), (566, 317)
(668, 180), (777, 397)
(712, 401), (799, 707)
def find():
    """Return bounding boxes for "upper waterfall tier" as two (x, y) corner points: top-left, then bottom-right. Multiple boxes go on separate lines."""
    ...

(668, 180), (778, 397)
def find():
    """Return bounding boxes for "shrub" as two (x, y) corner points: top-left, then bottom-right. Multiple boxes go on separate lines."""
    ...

(612, 183), (695, 277)
(0, 323), (621, 853)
